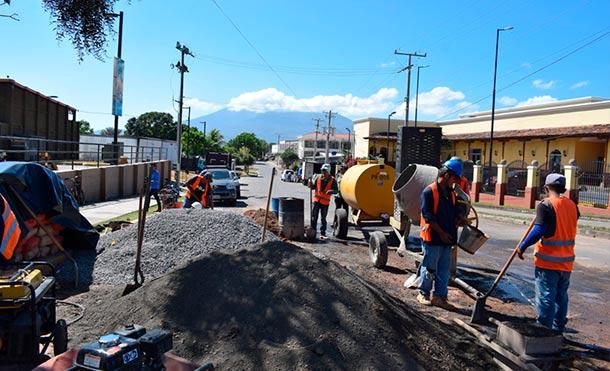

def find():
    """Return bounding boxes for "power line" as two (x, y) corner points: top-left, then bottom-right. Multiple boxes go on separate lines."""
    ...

(210, 0), (298, 97)
(435, 30), (610, 121)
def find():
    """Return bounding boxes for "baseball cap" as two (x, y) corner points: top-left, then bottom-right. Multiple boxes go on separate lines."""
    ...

(544, 173), (566, 188)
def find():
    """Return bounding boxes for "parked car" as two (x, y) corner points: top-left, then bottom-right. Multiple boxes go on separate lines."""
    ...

(207, 168), (237, 206)
(281, 169), (294, 182)
(229, 170), (241, 198)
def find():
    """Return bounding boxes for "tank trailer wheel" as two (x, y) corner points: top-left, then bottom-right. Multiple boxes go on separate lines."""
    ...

(369, 231), (388, 268)
(333, 209), (348, 239)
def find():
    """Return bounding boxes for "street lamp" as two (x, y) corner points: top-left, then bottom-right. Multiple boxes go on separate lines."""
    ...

(387, 111), (396, 161)
(107, 11), (124, 153)
(488, 26), (513, 187)
(414, 65), (429, 128)
(345, 127), (351, 161)
(201, 121), (207, 156)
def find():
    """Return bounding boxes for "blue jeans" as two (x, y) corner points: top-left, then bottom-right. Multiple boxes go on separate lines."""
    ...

(535, 267), (571, 332)
(418, 243), (452, 298)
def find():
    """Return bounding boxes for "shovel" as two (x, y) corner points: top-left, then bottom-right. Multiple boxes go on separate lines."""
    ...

(122, 170), (152, 296)
(470, 217), (536, 323)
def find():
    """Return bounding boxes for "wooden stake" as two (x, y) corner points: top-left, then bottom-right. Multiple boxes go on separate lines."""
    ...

(261, 167), (276, 242)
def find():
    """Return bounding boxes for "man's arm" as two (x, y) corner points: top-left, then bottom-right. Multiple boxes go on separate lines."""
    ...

(517, 202), (551, 259)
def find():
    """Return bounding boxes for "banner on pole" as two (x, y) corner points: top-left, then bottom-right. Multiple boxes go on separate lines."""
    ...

(112, 57), (125, 116)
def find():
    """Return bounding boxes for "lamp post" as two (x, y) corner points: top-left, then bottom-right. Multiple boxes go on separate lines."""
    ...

(108, 11), (124, 157)
(414, 65), (429, 128)
(488, 26), (513, 186)
(201, 121), (207, 156)
(387, 111), (396, 161)
(345, 127), (351, 161)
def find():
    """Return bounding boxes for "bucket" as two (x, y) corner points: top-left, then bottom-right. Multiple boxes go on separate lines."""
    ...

(278, 197), (304, 240)
(458, 225), (489, 254)
(271, 197), (280, 216)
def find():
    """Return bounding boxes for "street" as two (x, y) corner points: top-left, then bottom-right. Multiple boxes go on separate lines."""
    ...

(229, 162), (610, 348)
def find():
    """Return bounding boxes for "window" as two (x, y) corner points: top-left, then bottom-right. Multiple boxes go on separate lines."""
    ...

(329, 141), (339, 149)
(304, 140), (314, 148)
(469, 148), (482, 163)
(549, 149), (562, 173)
(342, 142), (351, 150)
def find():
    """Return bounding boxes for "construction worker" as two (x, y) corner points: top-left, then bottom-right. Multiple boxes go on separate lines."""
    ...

(518, 173), (579, 332)
(308, 163), (338, 238)
(417, 158), (463, 309)
(150, 163), (162, 212)
(184, 172), (213, 209)
(0, 194), (21, 260)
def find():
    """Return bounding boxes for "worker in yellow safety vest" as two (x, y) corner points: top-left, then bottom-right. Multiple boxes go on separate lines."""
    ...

(308, 164), (338, 239)
(1, 194), (21, 260)
(518, 173), (579, 332)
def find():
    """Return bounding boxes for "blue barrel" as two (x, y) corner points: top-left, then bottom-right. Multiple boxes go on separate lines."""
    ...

(278, 197), (304, 240)
(271, 197), (280, 217)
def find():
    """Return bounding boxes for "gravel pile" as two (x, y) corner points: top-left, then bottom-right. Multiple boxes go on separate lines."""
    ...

(67, 242), (494, 370)
(62, 208), (276, 285)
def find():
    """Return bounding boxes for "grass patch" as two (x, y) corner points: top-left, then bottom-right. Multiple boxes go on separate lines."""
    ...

(96, 204), (159, 226)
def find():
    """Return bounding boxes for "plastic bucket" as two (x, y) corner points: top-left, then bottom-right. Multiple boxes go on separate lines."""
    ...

(458, 225), (489, 254)
(271, 197), (280, 216)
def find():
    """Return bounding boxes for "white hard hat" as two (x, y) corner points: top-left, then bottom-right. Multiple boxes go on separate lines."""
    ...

(321, 164), (331, 172)
(192, 202), (203, 209)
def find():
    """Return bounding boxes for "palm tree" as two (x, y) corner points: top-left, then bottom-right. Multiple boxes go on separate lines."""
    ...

(205, 128), (224, 153)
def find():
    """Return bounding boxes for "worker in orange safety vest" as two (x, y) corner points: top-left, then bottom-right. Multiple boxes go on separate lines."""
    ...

(0, 194), (21, 260)
(518, 173), (579, 332)
(308, 164), (338, 239)
(184, 172), (213, 209)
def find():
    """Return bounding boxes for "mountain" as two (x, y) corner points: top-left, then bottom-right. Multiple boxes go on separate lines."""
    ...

(189, 109), (353, 142)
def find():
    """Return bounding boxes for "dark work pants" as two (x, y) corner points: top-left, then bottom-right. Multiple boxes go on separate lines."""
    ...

(151, 189), (161, 211)
(311, 202), (329, 235)
(333, 196), (349, 226)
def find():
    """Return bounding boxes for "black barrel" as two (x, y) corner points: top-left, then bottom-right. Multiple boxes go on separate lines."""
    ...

(278, 197), (304, 240)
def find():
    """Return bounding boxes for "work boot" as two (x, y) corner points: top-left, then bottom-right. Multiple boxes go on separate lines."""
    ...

(417, 293), (432, 306)
(431, 296), (456, 311)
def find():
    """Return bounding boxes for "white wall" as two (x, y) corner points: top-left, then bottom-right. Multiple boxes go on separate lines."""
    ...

(79, 135), (177, 164)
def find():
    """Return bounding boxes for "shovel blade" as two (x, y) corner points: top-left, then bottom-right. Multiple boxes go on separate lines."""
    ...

(122, 283), (142, 296)
(470, 296), (488, 324)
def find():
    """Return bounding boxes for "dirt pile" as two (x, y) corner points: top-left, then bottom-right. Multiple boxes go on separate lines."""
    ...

(243, 208), (280, 236)
(60, 209), (276, 285)
(68, 242), (494, 370)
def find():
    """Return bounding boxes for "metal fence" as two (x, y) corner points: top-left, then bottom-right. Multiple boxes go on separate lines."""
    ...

(481, 162), (497, 195)
(0, 135), (169, 169)
(577, 160), (609, 208)
(506, 160), (527, 197)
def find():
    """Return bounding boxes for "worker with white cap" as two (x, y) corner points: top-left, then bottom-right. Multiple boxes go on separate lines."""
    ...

(518, 173), (579, 332)
(308, 164), (338, 239)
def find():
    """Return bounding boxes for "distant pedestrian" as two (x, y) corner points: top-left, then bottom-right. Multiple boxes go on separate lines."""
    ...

(150, 163), (162, 212)
(308, 163), (338, 238)
(518, 173), (579, 332)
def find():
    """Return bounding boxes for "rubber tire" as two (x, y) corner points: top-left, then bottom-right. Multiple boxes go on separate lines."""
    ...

(369, 231), (388, 268)
(53, 319), (68, 355)
(236, 187), (241, 199)
(228, 198), (237, 207)
(333, 209), (348, 239)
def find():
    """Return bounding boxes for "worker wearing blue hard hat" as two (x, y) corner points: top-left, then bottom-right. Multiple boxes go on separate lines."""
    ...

(417, 157), (464, 309)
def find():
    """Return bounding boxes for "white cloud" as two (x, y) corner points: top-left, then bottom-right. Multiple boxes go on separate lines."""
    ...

(379, 61), (396, 68)
(521, 62), (532, 69)
(226, 87), (400, 118)
(516, 95), (558, 107)
(532, 79), (557, 90)
(393, 87), (472, 118)
(183, 98), (223, 115)
(499, 96), (518, 106)
(570, 80), (589, 89)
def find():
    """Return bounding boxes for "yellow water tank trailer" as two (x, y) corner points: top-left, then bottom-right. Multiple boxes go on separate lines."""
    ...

(340, 163), (396, 218)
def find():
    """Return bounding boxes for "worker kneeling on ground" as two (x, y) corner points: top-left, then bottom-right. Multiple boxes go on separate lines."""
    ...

(517, 173), (579, 332)
(417, 158), (463, 309)
(308, 164), (338, 238)
(0, 194), (21, 261)
(184, 172), (213, 209)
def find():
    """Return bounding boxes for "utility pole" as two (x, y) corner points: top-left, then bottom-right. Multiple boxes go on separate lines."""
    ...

(276, 133), (281, 165)
(172, 41), (194, 183)
(395, 50), (426, 127)
(323, 110), (336, 164)
(201, 121), (207, 156)
(109, 11), (123, 162)
(185, 106), (191, 157)
(312, 118), (322, 161)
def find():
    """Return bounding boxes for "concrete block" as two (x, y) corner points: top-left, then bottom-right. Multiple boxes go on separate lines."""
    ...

(120, 164), (135, 196)
(103, 166), (120, 200)
(496, 320), (563, 355)
(133, 163), (147, 192)
(80, 167), (102, 203)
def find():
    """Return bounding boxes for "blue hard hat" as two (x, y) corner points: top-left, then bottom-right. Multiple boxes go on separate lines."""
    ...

(443, 158), (463, 177)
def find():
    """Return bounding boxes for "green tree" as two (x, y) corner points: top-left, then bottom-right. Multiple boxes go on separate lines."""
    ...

(100, 127), (121, 136)
(182, 127), (205, 156)
(205, 128), (225, 153)
(235, 146), (255, 172)
(77, 120), (94, 135)
(124, 112), (177, 140)
(280, 148), (299, 167)
(227, 132), (267, 160)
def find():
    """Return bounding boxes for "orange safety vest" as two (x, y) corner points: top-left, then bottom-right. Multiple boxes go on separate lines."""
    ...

(186, 176), (210, 202)
(313, 176), (334, 206)
(534, 196), (577, 272)
(459, 176), (470, 194)
(420, 182), (456, 243)
(1, 195), (21, 260)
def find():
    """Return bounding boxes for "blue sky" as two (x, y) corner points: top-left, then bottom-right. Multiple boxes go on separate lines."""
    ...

(2, 0), (609, 132)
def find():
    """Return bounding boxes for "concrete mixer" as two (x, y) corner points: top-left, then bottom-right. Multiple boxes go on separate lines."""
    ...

(334, 163), (396, 239)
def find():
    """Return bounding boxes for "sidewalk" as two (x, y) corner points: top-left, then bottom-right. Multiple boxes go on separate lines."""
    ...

(80, 197), (141, 225)
(474, 204), (610, 233)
